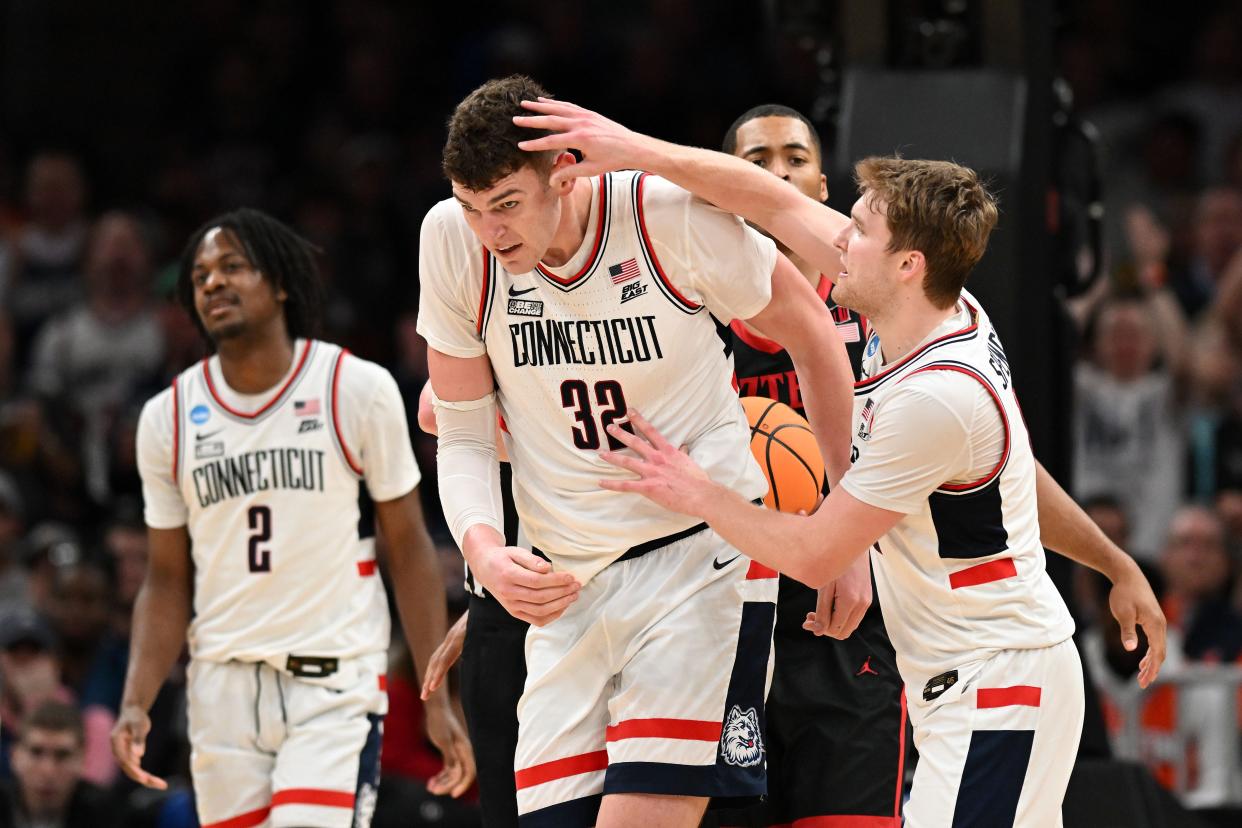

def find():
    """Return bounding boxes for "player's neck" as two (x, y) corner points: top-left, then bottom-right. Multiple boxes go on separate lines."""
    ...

(871, 297), (958, 365)
(779, 245), (821, 289)
(541, 177), (593, 269)
(214, 325), (297, 394)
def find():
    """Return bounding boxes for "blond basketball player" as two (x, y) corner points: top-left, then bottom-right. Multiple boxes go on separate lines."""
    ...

(113, 208), (473, 828)
(517, 100), (1167, 827)
(418, 76), (856, 828)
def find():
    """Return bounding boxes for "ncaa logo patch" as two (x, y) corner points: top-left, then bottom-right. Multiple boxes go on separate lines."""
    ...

(720, 705), (764, 767)
(865, 335), (880, 358)
(190, 404), (210, 425)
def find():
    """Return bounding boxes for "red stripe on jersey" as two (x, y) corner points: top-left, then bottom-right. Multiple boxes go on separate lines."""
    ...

(378, 674), (388, 691)
(331, 349), (364, 476)
(605, 718), (721, 742)
(948, 557), (1017, 590)
(515, 749), (609, 790)
(790, 817), (901, 827)
(476, 248), (490, 335)
(901, 363), (1011, 492)
(171, 377), (180, 481)
(271, 788), (356, 809)
(635, 174), (700, 310)
(746, 561), (778, 580)
(816, 274), (833, 302)
(357, 560), (377, 576)
(976, 685), (1042, 709)
(730, 318), (783, 354)
(536, 175), (607, 286)
(202, 806), (270, 828)
(203, 339), (313, 418)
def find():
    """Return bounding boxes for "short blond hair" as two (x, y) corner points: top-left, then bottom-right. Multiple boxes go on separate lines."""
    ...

(854, 157), (998, 309)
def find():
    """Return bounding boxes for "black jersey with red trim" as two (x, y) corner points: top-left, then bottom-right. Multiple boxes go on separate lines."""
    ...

(731, 275), (867, 408)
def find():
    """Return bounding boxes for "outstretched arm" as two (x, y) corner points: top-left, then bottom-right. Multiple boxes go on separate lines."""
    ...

(515, 98), (850, 279)
(1034, 461), (1166, 687)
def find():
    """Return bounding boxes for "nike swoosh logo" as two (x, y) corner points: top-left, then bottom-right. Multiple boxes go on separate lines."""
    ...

(712, 555), (740, 570)
(195, 429), (223, 441)
(508, 285), (538, 296)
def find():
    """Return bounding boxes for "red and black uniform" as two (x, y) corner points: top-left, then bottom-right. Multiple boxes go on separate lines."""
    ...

(717, 276), (908, 827)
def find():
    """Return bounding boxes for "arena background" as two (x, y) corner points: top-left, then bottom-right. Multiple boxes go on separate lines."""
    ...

(1, 1), (1240, 825)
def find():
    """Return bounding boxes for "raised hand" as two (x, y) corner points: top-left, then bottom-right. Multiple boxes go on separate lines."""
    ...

(514, 98), (659, 186)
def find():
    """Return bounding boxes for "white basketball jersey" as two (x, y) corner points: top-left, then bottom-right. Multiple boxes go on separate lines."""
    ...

(169, 339), (389, 664)
(419, 172), (772, 584)
(849, 291), (1075, 684)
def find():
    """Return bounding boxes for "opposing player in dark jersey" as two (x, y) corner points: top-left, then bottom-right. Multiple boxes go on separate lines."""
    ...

(716, 105), (906, 828)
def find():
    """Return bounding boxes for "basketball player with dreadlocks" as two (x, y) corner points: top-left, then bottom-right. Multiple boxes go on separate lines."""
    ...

(711, 104), (907, 828)
(112, 208), (474, 828)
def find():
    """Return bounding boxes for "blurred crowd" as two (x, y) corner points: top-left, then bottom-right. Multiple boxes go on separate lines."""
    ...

(0, 0), (1239, 822)
(1062, 0), (1242, 809)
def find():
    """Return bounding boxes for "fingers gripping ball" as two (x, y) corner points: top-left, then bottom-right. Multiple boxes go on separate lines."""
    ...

(741, 397), (825, 514)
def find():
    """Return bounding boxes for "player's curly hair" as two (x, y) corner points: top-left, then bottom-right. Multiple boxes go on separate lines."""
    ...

(442, 75), (557, 191)
(854, 157), (999, 309)
(177, 207), (324, 345)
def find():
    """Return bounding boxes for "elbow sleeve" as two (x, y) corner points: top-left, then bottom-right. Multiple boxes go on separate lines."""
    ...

(433, 391), (504, 550)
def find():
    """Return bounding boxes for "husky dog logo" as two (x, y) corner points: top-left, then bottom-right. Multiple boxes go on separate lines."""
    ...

(720, 705), (764, 767)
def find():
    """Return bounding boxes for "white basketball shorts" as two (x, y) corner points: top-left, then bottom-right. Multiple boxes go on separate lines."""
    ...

(187, 651), (388, 828)
(904, 637), (1085, 827)
(513, 525), (779, 826)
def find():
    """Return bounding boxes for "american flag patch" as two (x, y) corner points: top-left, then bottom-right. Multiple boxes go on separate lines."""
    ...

(294, 399), (320, 416)
(609, 258), (640, 284)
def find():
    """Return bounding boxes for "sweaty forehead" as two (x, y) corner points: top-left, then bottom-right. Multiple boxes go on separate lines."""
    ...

(195, 227), (244, 263)
(452, 169), (532, 206)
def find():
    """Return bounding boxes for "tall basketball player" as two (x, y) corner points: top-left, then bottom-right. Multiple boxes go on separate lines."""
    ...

(419, 76), (856, 827)
(517, 101), (1167, 826)
(112, 209), (473, 828)
(715, 104), (907, 828)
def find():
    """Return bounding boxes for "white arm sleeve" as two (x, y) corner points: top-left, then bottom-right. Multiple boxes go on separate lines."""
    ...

(434, 390), (505, 549)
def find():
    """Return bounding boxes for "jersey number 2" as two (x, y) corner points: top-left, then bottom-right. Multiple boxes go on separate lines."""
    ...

(561, 379), (632, 451)
(248, 505), (272, 572)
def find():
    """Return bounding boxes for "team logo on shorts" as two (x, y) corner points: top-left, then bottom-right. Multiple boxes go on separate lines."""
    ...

(720, 704), (764, 767)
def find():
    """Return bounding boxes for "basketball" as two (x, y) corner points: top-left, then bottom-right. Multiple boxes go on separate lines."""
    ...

(741, 397), (826, 514)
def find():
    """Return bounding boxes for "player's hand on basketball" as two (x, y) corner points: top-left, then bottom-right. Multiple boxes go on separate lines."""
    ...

(463, 528), (581, 626)
(421, 611), (468, 700)
(111, 704), (168, 790)
(423, 695), (476, 798)
(804, 551), (872, 640)
(599, 410), (717, 517)
(1108, 559), (1167, 688)
(514, 98), (653, 186)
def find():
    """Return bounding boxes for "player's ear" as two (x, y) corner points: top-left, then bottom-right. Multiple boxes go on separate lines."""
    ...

(550, 152), (578, 195)
(899, 250), (926, 284)
(818, 174), (828, 203)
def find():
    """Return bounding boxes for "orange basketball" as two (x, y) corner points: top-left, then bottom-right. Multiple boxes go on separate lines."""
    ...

(741, 397), (825, 514)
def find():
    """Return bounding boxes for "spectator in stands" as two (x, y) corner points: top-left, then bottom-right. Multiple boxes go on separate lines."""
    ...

(1074, 293), (1188, 560)
(25, 211), (166, 506)
(1168, 187), (1242, 318)
(0, 701), (117, 828)
(1159, 504), (1242, 662)
(0, 474), (28, 616)
(4, 152), (90, 365)
(0, 610), (73, 781)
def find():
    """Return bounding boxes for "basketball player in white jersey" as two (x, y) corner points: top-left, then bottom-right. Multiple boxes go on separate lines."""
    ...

(111, 209), (473, 828)
(419, 76), (857, 827)
(517, 102), (1167, 826)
